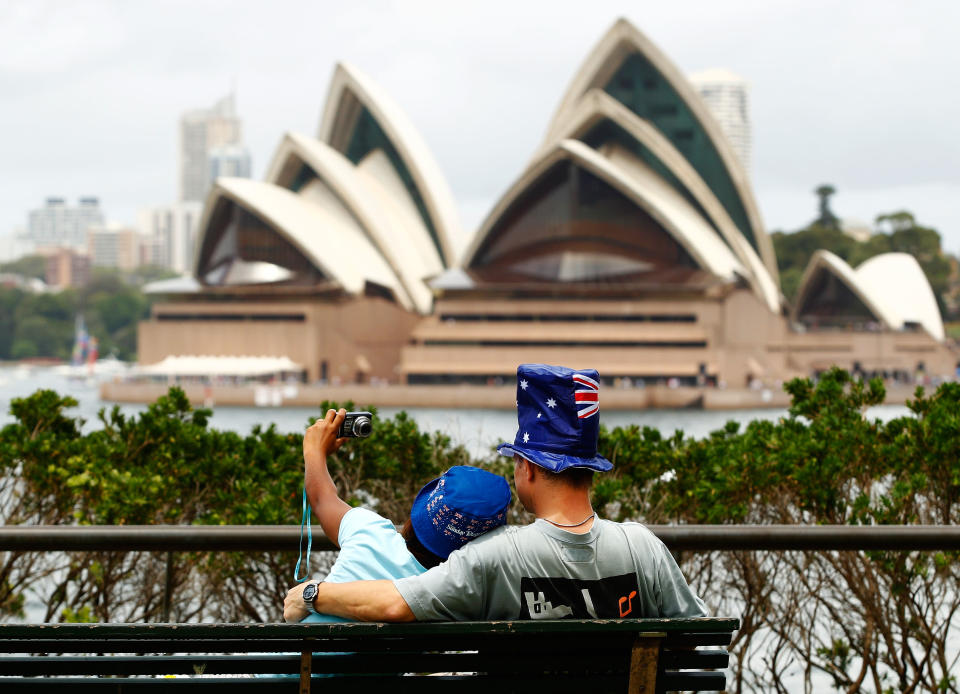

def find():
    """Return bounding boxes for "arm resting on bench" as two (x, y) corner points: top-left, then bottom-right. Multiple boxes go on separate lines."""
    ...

(284, 579), (415, 623)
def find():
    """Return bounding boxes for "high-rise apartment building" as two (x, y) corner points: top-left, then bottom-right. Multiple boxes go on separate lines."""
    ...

(27, 197), (105, 250)
(688, 69), (752, 176)
(178, 93), (246, 202)
(137, 201), (203, 273)
(87, 224), (142, 271)
(44, 248), (91, 288)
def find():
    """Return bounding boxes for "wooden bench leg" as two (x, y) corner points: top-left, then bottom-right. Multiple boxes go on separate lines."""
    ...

(627, 634), (663, 694)
(300, 651), (311, 693)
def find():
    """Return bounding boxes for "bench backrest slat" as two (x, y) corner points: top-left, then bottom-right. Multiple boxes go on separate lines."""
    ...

(0, 618), (738, 693)
(659, 670), (729, 693)
(660, 647), (729, 669)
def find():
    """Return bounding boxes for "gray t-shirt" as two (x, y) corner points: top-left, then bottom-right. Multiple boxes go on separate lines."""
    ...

(394, 519), (707, 621)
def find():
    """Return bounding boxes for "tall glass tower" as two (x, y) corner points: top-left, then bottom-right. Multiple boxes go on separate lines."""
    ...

(688, 69), (752, 178)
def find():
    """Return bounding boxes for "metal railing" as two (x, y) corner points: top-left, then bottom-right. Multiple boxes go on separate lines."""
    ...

(2, 524), (959, 552)
(3, 525), (957, 622)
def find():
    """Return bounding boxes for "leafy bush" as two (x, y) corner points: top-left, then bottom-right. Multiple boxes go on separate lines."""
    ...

(594, 368), (959, 692)
(0, 391), (481, 622)
(1, 370), (958, 691)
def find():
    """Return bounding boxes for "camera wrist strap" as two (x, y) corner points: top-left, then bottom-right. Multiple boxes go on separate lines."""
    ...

(294, 486), (312, 583)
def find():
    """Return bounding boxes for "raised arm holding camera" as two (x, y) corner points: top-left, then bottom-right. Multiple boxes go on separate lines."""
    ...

(297, 408), (511, 623)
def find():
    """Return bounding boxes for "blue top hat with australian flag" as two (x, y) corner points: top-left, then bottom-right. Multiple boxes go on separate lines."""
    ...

(497, 363), (613, 472)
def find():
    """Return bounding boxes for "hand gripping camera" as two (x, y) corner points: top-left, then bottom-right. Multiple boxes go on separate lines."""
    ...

(338, 411), (373, 438)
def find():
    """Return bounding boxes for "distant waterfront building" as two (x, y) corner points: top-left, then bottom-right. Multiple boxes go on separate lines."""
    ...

(840, 218), (872, 243)
(28, 197), (104, 251)
(88, 224), (142, 271)
(44, 248), (90, 288)
(179, 93), (245, 203)
(141, 62), (462, 382)
(136, 202), (203, 272)
(139, 18), (956, 387)
(688, 69), (752, 176)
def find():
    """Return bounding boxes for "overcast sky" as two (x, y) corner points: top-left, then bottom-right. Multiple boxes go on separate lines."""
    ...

(2, 0), (958, 259)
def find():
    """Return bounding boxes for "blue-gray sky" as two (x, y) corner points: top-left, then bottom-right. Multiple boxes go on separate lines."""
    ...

(2, 0), (958, 257)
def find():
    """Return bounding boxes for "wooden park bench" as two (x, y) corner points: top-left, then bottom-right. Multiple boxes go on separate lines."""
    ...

(0, 617), (737, 693)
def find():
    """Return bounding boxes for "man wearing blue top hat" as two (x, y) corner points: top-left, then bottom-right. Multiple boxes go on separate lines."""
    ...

(284, 364), (706, 622)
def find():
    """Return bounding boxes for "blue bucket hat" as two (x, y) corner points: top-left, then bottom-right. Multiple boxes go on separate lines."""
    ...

(410, 466), (511, 559)
(497, 363), (613, 473)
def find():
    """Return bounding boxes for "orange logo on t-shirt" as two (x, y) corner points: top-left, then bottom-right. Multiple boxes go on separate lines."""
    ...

(618, 590), (638, 617)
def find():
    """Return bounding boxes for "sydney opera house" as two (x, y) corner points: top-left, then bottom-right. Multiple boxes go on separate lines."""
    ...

(140, 18), (956, 388)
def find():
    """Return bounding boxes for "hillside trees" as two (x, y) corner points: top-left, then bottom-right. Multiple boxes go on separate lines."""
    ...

(0, 267), (157, 361)
(11, 291), (77, 360)
(0, 255), (46, 281)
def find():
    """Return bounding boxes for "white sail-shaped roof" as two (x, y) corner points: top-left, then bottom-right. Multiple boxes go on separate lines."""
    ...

(793, 250), (944, 339)
(464, 139), (745, 282)
(542, 18), (777, 282)
(791, 250), (900, 331)
(544, 88), (779, 313)
(264, 132), (440, 313)
(855, 253), (944, 340)
(194, 178), (410, 309)
(318, 62), (461, 267)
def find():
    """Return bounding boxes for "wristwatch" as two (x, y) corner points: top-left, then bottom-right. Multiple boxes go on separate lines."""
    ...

(302, 581), (321, 614)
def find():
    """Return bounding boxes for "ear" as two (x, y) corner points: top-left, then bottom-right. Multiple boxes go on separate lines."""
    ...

(520, 457), (537, 484)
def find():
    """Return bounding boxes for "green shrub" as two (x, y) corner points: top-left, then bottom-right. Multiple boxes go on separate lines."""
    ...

(1, 370), (958, 691)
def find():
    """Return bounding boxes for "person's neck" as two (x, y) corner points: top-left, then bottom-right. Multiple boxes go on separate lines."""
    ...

(530, 489), (595, 534)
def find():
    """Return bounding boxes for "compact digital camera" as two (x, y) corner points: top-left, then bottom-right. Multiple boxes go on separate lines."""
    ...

(338, 411), (373, 438)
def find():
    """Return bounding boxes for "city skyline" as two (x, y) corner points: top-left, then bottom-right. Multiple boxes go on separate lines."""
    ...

(1, 0), (958, 258)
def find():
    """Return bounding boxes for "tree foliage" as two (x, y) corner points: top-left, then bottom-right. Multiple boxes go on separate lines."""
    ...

(0, 391), (480, 623)
(0, 267), (155, 361)
(0, 372), (958, 691)
(0, 255), (47, 281)
(594, 369), (960, 692)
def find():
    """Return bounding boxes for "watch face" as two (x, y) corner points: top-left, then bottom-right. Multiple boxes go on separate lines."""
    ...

(302, 583), (317, 602)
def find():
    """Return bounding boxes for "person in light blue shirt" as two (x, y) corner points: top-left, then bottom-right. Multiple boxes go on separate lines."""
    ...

(298, 408), (511, 622)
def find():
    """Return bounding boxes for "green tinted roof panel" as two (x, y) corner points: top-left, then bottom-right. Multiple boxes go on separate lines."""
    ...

(603, 52), (756, 250)
(580, 118), (728, 250)
(343, 107), (443, 259)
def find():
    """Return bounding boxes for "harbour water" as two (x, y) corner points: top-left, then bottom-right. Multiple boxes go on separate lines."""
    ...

(0, 365), (913, 457)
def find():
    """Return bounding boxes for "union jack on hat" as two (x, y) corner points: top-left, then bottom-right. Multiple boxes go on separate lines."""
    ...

(573, 372), (600, 419)
(497, 364), (613, 473)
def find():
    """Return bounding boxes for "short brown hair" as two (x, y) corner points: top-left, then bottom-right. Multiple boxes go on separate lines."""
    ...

(521, 458), (594, 488)
(400, 518), (443, 569)
(551, 466), (595, 488)
(517, 455), (595, 488)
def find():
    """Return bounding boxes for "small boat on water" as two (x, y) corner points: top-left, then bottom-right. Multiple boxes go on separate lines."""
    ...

(52, 316), (130, 381)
